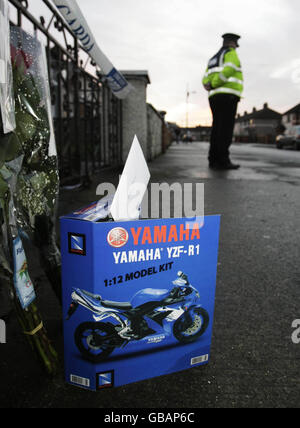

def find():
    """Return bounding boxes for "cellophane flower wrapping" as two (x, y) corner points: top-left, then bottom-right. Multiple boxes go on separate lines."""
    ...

(0, 4), (60, 375)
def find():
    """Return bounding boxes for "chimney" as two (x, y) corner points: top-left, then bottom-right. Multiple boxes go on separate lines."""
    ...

(244, 111), (248, 116)
(253, 107), (256, 113)
(263, 103), (268, 109)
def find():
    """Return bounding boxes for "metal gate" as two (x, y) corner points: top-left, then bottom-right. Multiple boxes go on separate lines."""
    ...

(8, 0), (123, 185)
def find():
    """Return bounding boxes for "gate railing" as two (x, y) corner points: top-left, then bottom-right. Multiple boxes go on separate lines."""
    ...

(8, 0), (123, 185)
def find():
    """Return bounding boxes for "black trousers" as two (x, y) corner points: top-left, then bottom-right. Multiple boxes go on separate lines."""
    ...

(209, 94), (239, 165)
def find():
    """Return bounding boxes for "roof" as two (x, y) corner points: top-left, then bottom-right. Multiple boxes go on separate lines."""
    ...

(236, 103), (282, 122)
(283, 103), (300, 116)
(120, 70), (151, 84)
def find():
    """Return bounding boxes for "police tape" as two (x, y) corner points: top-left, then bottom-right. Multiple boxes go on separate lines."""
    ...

(52, 0), (132, 99)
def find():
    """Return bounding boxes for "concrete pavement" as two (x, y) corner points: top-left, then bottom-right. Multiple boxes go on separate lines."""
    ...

(1, 142), (299, 408)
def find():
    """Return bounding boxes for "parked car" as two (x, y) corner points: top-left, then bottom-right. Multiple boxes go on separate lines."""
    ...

(182, 132), (194, 143)
(294, 125), (300, 150)
(276, 134), (295, 150)
(276, 125), (300, 150)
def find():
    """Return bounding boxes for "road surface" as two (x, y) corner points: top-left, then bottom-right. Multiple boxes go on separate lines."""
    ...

(1, 142), (299, 408)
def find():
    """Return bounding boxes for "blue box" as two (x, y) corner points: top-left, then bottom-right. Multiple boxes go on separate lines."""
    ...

(60, 204), (220, 391)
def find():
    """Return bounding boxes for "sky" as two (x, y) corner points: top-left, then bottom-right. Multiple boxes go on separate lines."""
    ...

(21, 0), (300, 127)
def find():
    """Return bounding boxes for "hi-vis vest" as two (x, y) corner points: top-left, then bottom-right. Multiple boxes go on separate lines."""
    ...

(203, 47), (244, 98)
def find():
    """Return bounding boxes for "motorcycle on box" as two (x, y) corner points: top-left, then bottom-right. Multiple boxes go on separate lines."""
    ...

(67, 272), (210, 363)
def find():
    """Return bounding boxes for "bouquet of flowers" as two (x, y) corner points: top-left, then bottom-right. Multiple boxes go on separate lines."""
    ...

(0, 116), (59, 376)
(0, 8), (60, 375)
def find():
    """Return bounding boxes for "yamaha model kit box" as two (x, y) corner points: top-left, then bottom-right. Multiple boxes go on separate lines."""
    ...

(60, 203), (220, 391)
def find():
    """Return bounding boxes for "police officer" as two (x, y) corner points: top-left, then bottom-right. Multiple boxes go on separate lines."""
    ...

(203, 33), (244, 170)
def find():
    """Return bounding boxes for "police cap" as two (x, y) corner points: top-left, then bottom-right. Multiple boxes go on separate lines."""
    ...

(222, 33), (241, 46)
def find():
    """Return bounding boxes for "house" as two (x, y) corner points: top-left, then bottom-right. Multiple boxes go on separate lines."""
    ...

(282, 103), (300, 127)
(234, 103), (282, 143)
(195, 126), (212, 141)
(179, 126), (212, 142)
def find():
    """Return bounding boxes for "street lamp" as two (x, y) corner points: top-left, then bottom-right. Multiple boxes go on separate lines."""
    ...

(186, 84), (197, 130)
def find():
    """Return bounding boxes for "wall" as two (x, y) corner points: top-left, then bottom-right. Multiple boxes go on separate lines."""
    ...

(121, 71), (150, 162)
(162, 124), (174, 153)
(147, 104), (164, 161)
(121, 71), (168, 164)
